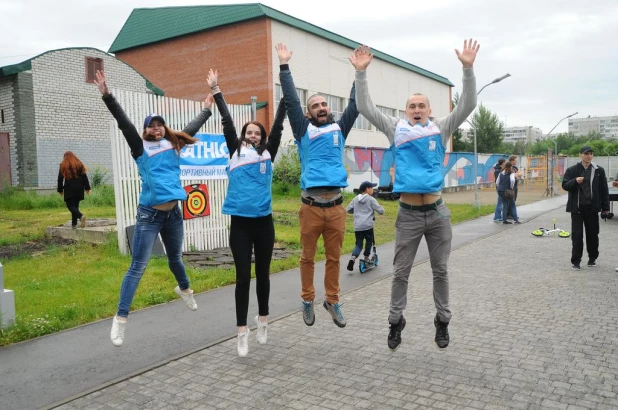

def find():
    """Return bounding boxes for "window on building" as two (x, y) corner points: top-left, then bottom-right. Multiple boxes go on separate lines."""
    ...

(398, 110), (406, 120)
(85, 57), (103, 83)
(1, 109), (4, 124)
(377, 106), (396, 118)
(353, 114), (372, 130)
(275, 84), (307, 115)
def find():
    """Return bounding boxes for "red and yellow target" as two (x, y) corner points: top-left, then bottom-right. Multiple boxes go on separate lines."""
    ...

(183, 184), (211, 219)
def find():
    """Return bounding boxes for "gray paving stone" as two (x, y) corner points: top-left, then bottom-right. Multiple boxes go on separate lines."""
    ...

(51, 207), (618, 410)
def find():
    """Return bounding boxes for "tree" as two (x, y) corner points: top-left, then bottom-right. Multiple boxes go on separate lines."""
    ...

(501, 140), (526, 155)
(528, 131), (607, 156)
(470, 104), (504, 153)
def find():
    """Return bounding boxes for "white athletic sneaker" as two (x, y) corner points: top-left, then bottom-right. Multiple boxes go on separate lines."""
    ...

(174, 286), (197, 311)
(237, 328), (250, 357)
(110, 316), (127, 347)
(255, 316), (268, 345)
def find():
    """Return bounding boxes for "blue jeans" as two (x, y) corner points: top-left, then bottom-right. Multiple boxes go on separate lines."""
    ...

(352, 228), (374, 257)
(499, 194), (518, 222)
(117, 204), (190, 317)
(493, 193), (503, 220)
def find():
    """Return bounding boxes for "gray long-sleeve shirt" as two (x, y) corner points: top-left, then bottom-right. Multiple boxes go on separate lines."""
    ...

(354, 68), (477, 148)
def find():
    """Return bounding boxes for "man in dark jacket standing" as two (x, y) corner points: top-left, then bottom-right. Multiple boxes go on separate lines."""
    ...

(562, 146), (610, 270)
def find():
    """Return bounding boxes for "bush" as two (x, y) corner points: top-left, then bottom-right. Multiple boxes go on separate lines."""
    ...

(88, 184), (115, 206)
(89, 165), (111, 188)
(272, 182), (301, 197)
(273, 146), (301, 186)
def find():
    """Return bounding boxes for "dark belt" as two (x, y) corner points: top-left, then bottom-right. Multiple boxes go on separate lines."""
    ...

(399, 197), (443, 212)
(301, 197), (344, 208)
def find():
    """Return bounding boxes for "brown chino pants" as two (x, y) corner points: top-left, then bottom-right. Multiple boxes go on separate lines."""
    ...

(299, 202), (346, 304)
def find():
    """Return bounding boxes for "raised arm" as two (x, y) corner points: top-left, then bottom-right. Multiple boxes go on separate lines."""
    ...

(182, 85), (214, 136)
(94, 71), (143, 159)
(435, 39), (480, 142)
(349, 46), (398, 144)
(276, 43), (309, 141)
(207, 69), (238, 158)
(266, 98), (287, 162)
(337, 81), (359, 138)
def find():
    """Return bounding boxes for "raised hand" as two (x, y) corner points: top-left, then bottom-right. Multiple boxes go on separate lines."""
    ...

(349, 45), (374, 71)
(455, 38), (480, 68)
(204, 93), (214, 109)
(93, 70), (110, 95)
(207, 69), (218, 88)
(275, 43), (293, 64)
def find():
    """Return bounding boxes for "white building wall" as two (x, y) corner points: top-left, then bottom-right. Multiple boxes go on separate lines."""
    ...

(270, 21), (452, 149)
(31, 48), (155, 188)
(0, 78), (17, 186)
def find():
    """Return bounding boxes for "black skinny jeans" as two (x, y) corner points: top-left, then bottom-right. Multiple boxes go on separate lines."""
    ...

(65, 199), (83, 226)
(230, 214), (275, 326)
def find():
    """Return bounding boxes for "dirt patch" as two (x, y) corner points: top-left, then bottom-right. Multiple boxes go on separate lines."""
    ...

(0, 237), (77, 260)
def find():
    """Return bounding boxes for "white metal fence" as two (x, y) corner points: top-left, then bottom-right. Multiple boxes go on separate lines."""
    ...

(109, 89), (253, 255)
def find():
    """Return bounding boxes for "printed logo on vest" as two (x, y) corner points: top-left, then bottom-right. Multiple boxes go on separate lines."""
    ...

(333, 132), (339, 146)
(260, 162), (266, 174)
(429, 140), (436, 151)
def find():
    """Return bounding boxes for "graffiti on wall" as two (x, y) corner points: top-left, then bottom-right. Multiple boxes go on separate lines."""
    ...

(344, 146), (508, 190)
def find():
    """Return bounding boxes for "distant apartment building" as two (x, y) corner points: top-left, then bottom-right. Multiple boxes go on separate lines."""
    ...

(569, 115), (618, 139)
(503, 126), (543, 143)
(461, 126), (543, 144)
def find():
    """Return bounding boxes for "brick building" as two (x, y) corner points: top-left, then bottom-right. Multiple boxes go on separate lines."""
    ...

(0, 47), (162, 188)
(109, 3), (455, 149)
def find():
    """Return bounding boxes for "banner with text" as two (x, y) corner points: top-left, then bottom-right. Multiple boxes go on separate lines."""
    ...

(180, 133), (229, 180)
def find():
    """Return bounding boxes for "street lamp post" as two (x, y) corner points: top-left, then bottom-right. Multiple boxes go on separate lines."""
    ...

(545, 112), (578, 196)
(469, 73), (511, 209)
(547, 112), (578, 156)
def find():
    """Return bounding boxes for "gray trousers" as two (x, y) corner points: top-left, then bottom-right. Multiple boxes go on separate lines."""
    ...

(389, 202), (452, 324)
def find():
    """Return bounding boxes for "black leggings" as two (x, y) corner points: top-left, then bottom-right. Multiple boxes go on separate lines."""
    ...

(230, 214), (275, 326)
(65, 199), (83, 226)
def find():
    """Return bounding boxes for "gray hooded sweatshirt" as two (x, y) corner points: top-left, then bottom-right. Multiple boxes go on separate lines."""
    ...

(346, 194), (385, 231)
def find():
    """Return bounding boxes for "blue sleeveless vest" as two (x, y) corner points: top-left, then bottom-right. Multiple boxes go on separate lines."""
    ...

(296, 123), (348, 190)
(222, 144), (273, 217)
(392, 119), (445, 193)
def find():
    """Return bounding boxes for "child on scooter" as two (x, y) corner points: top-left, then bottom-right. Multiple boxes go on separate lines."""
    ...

(346, 181), (385, 271)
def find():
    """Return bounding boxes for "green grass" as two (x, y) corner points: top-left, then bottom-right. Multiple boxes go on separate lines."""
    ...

(0, 187), (493, 345)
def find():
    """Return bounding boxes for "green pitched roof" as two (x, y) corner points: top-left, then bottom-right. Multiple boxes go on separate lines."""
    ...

(109, 3), (453, 86)
(0, 47), (164, 95)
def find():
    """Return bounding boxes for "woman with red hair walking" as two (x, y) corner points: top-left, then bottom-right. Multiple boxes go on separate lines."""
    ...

(57, 151), (91, 229)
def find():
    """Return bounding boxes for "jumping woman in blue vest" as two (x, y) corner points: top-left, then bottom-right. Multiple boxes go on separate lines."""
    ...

(94, 71), (213, 347)
(206, 69), (287, 357)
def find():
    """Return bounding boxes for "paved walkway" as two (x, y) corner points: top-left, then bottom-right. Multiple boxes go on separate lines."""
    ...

(4, 195), (618, 410)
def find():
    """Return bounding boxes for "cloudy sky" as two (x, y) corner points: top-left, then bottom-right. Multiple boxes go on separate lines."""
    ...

(2, 0), (617, 134)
